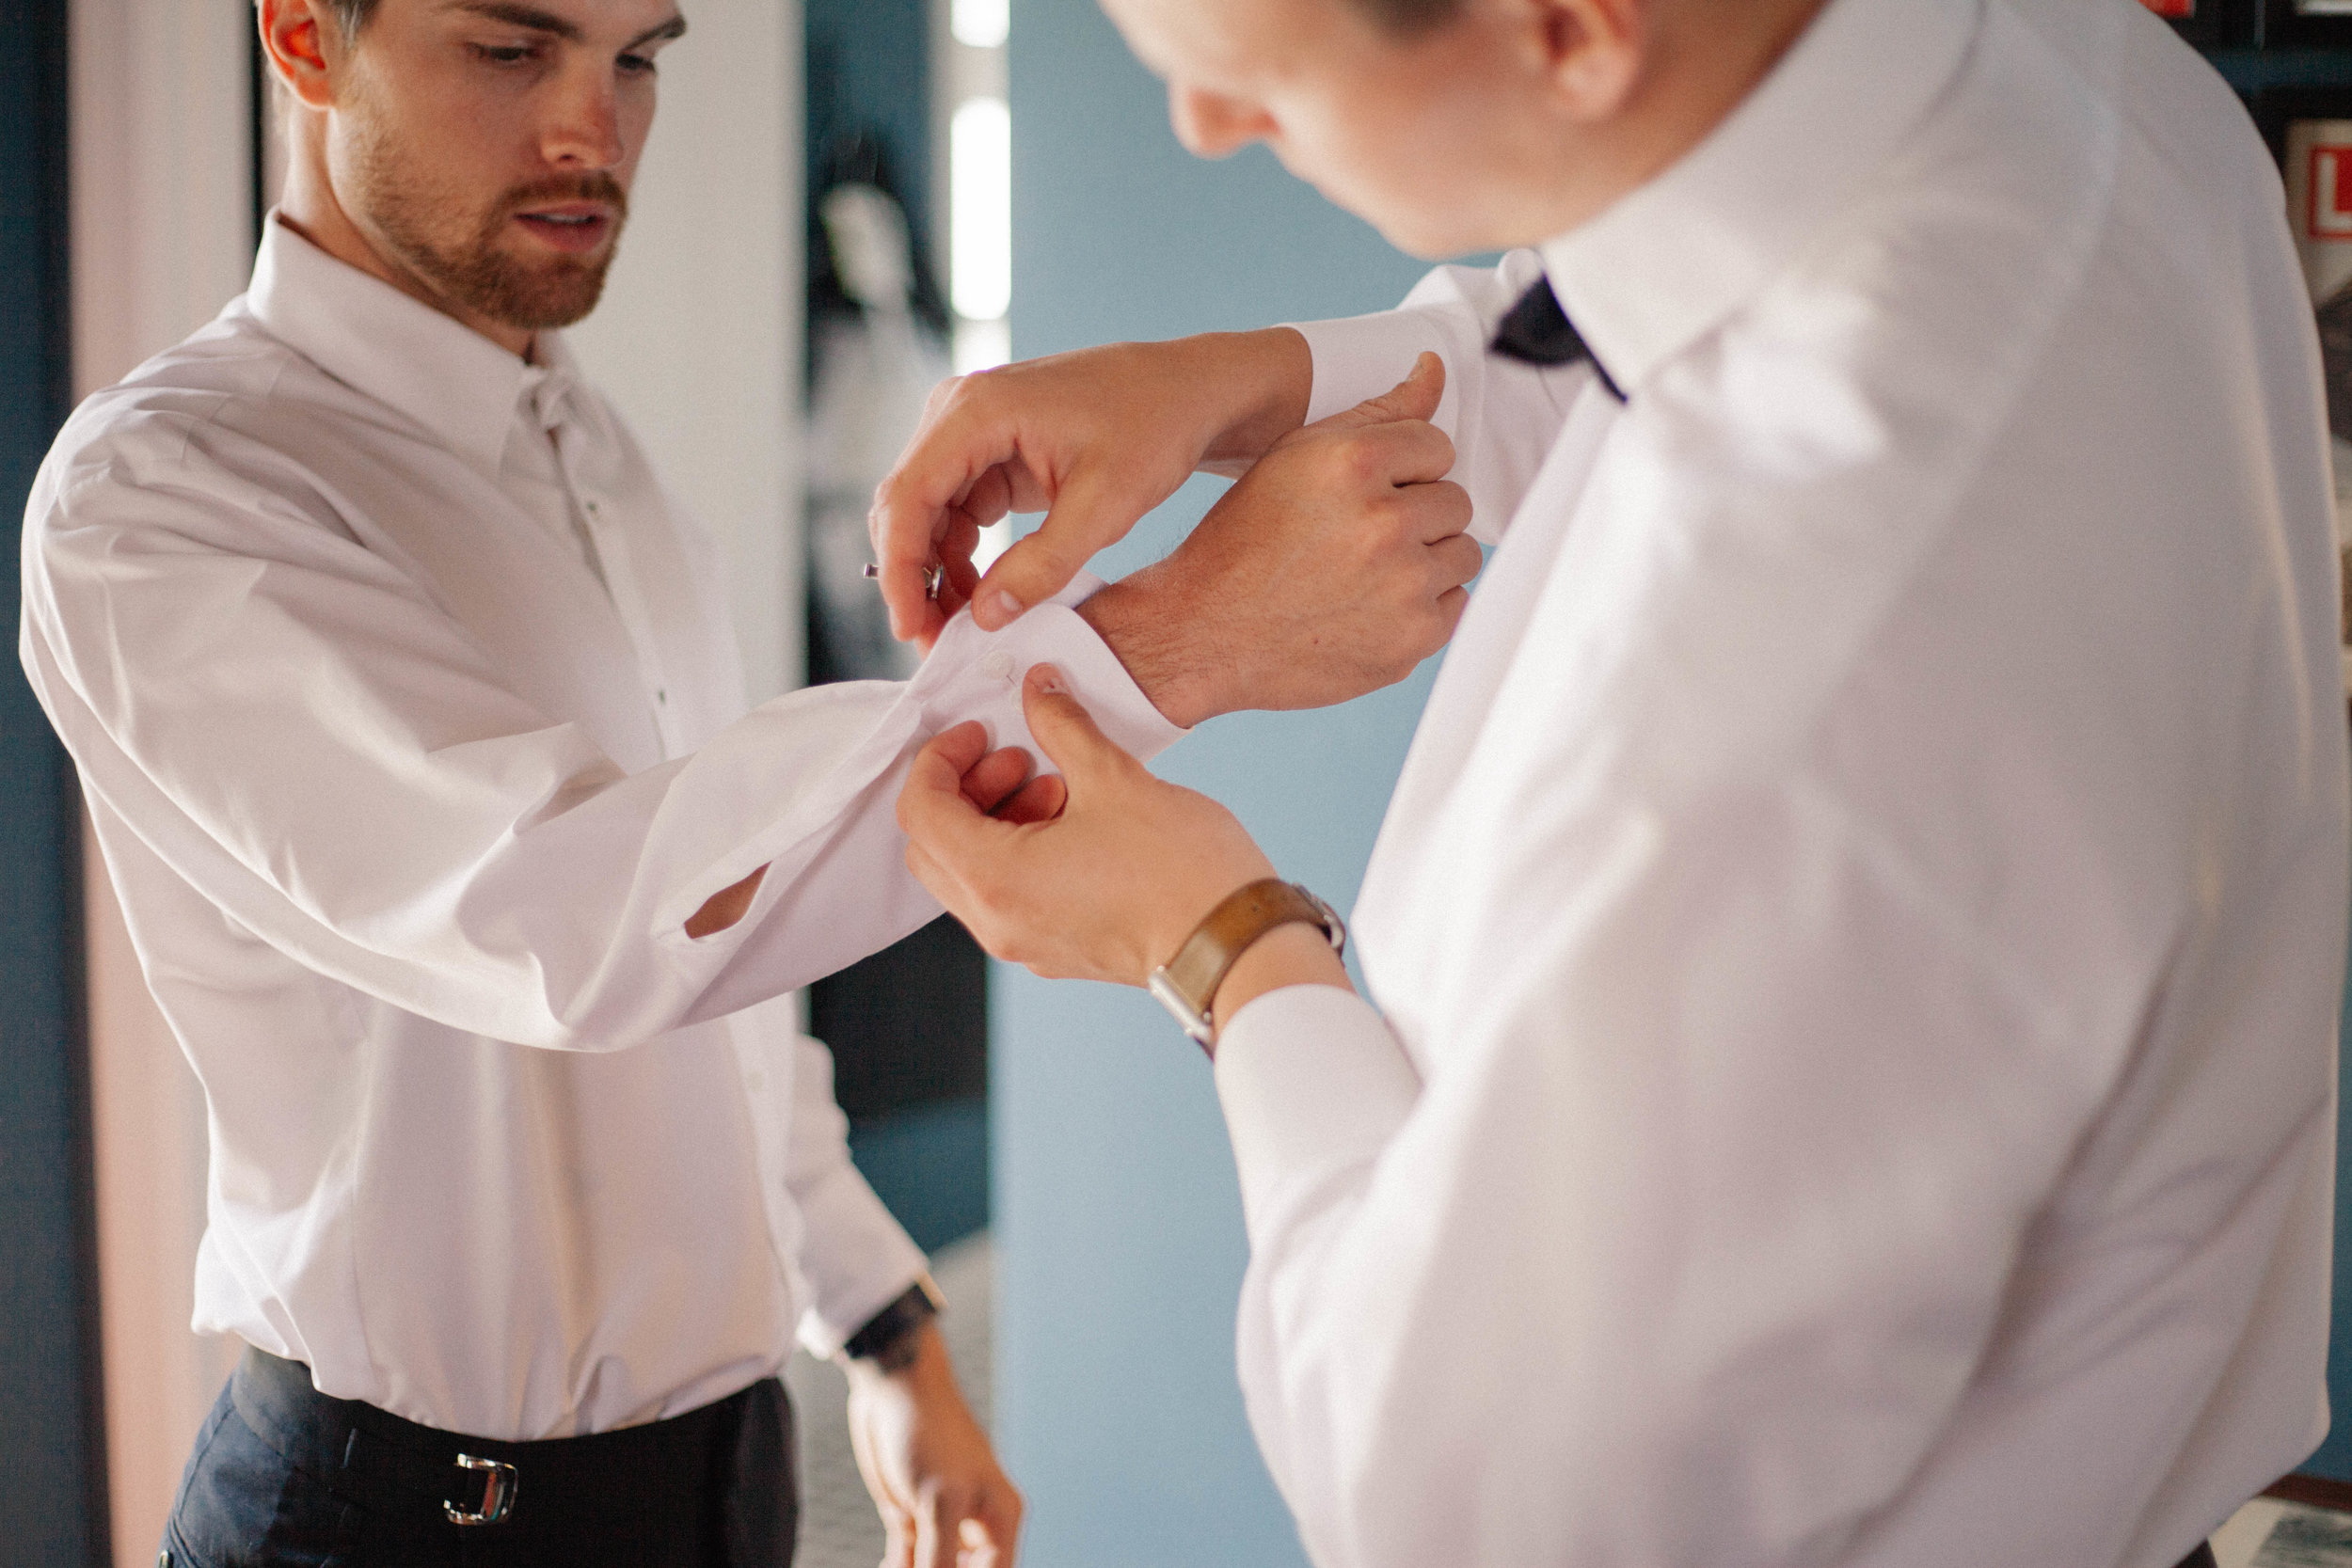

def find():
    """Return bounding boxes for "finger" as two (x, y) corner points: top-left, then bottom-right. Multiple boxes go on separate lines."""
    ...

(1308, 350), (1445, 435)
(899, 723), (997, 837)
(1404, 478), (1474, 545)
(957, 464), (1019, 532)
(914, 1488), (952, 1568)
(1019, 665), (1140, 791)
(1427, 530), (1485, 593)
(969, 466), (1149, 631)
(899, 729), (1023, 865)
(991, 772), (1067, 825)
(872, 423), (1021, 641)
(972, 1482), (1024, 1567)
(928, 721), (993, 784)
(959, 745), (1036, 815)
(1356, 420), (1458, 488)
(940, 506), (984, 589)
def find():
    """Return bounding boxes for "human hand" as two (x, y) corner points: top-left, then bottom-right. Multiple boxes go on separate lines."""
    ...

(867, 328), (1311, 649)
(899, 668), (1293, 988)
(845, 1322), (1025, 1568)
(1074, 352), (1480, 729)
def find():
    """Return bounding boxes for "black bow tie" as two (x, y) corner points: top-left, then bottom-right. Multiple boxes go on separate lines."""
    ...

(1490, 278), (1624, 402)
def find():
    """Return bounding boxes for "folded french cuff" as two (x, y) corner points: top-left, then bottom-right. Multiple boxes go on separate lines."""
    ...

(650, 572), (1181, 946)
(1288, 310), (1471, 440)
(1213, 984), (1422, 1246)
(910, 572), (1189, 769)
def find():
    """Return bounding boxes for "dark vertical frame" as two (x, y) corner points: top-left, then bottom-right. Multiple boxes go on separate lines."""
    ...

(803, 0), (993, 1254)
(0, 0), (108, 1564)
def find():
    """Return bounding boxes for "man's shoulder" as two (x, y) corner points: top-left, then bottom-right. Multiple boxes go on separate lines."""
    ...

(41, 305), (420, 528)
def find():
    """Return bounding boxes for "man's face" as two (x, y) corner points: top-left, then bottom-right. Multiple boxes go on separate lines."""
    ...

(1099, 0), (1581, 259)
(323, 0), (686, 334)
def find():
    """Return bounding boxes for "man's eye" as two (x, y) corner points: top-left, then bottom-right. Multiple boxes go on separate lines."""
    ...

(470, 41), (540, 66)
(617, 51), (657, 76)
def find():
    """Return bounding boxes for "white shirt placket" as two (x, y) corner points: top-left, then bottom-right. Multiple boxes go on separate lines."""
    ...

(539, 388), (687, 760)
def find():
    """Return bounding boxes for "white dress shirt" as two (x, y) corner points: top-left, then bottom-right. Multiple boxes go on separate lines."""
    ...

(1217, 0), (2348, 1563)
(18, 219), (1180, 1439)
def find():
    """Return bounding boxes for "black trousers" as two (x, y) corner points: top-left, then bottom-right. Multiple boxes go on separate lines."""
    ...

(160, 1347), (797, 1567)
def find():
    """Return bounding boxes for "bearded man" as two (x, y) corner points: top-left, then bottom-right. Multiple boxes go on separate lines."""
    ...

(14, 1), (1483, 1564)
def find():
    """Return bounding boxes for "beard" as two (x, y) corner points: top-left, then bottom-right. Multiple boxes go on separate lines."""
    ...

(346, 117), (629, 332)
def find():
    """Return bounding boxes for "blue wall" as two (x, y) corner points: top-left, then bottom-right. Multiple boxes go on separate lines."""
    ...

(996, 3), (1436, 1563)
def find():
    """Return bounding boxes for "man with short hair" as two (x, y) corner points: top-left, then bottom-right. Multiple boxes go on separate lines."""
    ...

(16, 0), (1478, 1562)
(881, 0), (2350, 1562)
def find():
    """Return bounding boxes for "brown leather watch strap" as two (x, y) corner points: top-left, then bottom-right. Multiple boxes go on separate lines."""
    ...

(1150, 879), (1343, 1051)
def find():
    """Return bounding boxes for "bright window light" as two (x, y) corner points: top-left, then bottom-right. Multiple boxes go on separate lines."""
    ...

(952, 0), (1009, 49)
(954, 319), (1010, 375)
(951, 97), (1011, 322)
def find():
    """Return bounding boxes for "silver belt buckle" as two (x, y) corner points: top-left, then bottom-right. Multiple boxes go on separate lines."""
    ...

(444, 1452), (518, 1526)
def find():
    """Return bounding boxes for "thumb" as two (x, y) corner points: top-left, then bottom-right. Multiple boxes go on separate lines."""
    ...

(1020, 664), (1135, 790)
(1309, 350), (1445, 434)
(970, 467), (1145, 631)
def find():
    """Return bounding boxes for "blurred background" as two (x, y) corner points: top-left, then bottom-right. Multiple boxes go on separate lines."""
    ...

(4, 2), (2352, 1566)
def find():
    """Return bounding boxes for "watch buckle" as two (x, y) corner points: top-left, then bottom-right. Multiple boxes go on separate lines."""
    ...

(1148, 965), (1215, 1051)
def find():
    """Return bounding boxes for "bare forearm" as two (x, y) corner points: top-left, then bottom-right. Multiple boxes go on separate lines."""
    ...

(1210, 922), (1355, 1052)
(1075, 565), (1221, 731)
(1193, 326), (1315, 472)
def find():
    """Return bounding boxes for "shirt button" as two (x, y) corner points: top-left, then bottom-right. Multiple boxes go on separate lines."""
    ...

(656, 689), (668, 705)
(980, 651), (1015, 683)
(584, 500), (601, 516)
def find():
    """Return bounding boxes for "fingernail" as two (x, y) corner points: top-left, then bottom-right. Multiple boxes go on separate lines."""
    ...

(988, 590), (1024, 626)
(1028, 663), (1066, 696)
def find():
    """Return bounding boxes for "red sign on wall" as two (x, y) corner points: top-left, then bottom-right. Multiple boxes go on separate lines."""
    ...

(2138, 0), (2192, 16)
(2313, 144), (2352, 242)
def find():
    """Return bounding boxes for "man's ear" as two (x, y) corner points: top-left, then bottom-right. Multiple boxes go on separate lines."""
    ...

(1525, 0), (1646, 122)
(258, 0), (342, 113)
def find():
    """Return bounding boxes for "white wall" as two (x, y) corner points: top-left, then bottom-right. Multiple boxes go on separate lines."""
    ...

(567, 3), (806, 702)
(69, 4), (805, 1561)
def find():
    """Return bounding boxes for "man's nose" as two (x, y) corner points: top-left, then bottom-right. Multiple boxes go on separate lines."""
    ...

(540, 71), (628, 169)
(1168, 86), (1274, 161)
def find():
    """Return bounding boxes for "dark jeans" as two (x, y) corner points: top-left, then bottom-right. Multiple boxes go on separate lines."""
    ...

(160, 1347), (796, 1567)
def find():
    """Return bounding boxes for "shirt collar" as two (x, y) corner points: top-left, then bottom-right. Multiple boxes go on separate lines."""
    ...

(247, 215), (556, 471)
(1540, 0), (1981, 396)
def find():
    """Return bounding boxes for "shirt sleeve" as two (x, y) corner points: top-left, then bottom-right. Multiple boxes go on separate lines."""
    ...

(1211, 778), (2107, 1567)
(1288, 251), (1594, 545)
(776, 1027), (930, 1358)
(22, 446), (1183, 1054)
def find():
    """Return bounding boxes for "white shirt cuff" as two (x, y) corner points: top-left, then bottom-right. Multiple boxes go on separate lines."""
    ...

(792, 1166), (930, 1360)
(909, 572), (1188, 769)
(1213, 984), (1421, 1245)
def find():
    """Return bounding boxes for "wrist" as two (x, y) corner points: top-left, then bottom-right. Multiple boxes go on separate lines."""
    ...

(1209, 921), (1353, 1048)
(1190, 327), (1312, 471)
(844, 1317), (954, 1394)
(841, 1278), (945, 1380)
(1076, 567), (1225, 729)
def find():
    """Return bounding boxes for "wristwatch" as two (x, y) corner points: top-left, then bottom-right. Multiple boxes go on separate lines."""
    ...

(1147, 878), (1345, 1053)
(843, 1275), (944, 1372)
